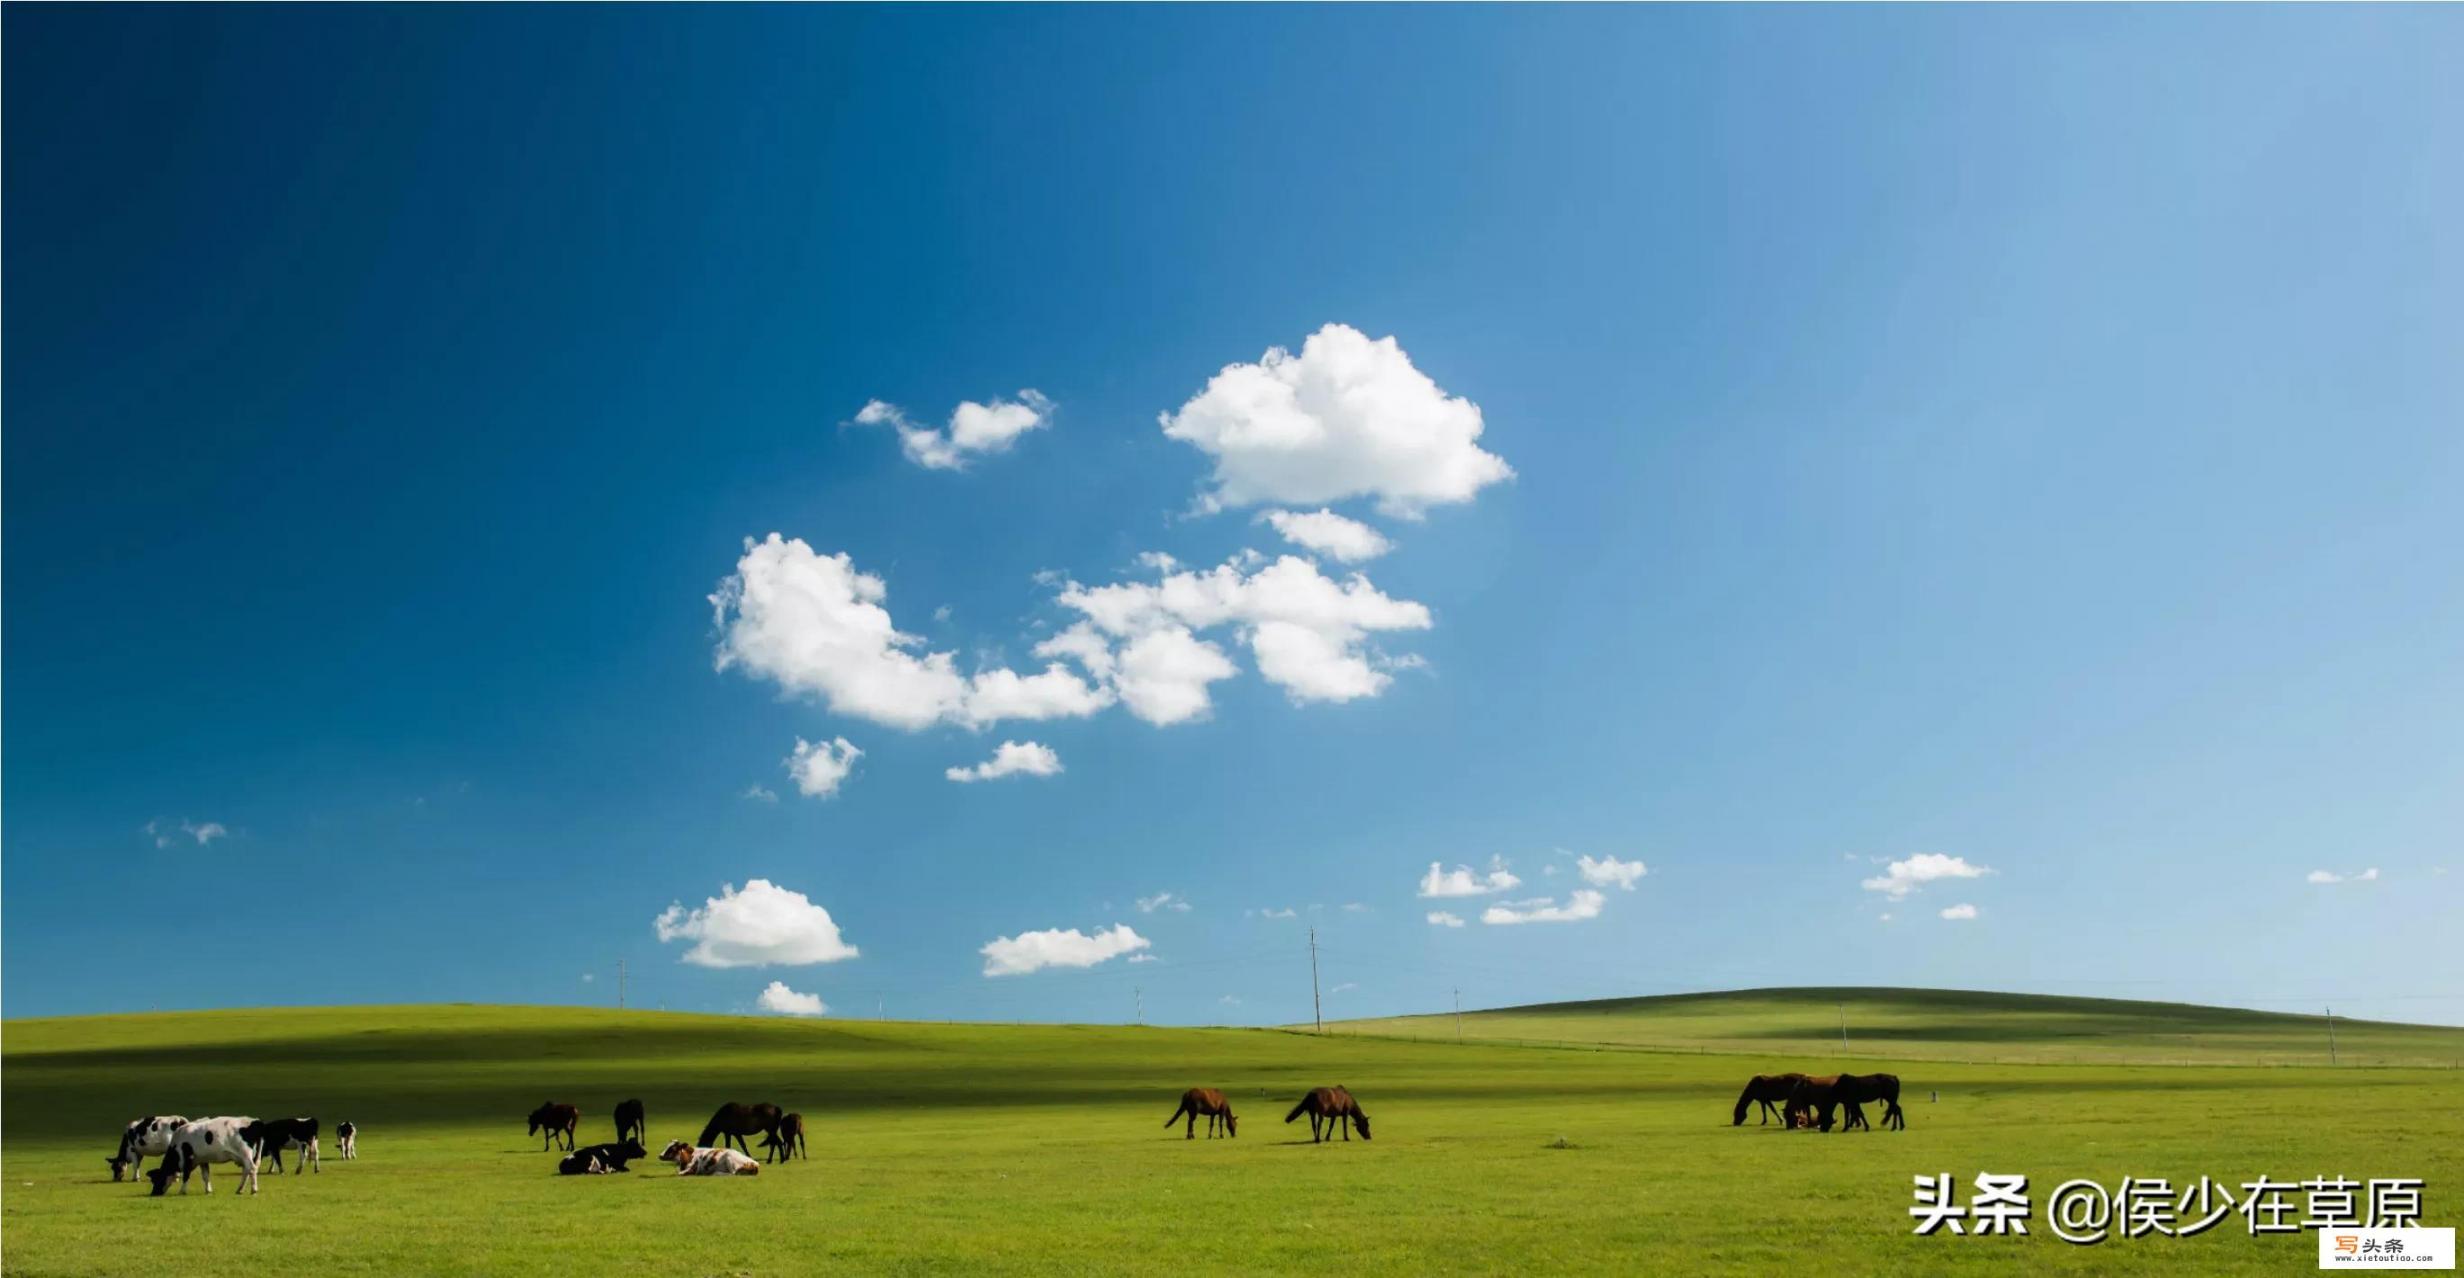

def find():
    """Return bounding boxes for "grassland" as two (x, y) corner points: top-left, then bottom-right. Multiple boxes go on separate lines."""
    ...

(4, 994), (2460, 1276)
(1329, 986), (2464, 1068)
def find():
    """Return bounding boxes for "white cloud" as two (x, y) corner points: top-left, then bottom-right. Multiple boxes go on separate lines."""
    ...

(1331, 982), (1358, 994)
(1219, 994), (1242, 1006)
(581, 973), (596, 983)
(1160, 324), (1512, 517)
(979, 923), (1151, 977)
(1341, 902), (1369, 913)
(1482, 890), (1606, 926)
(945, 740), (1064, 783)
(1127, 952), (1158, 964)
(1054, 553), (1430, 711)
(1877, 913), (1894, 924)
(785, 736), (863, 799)
(756, 980), (828, 1016)
(2306, 868), (2381, 885)
(1261, 907), (1298, 920)
(148, 818), (228, 849)
(712, 535), (1110, 731)
(855, 390), (1052, 470)
(1576, 854), (1648, 891)
(740, 784), (780, 803)
(1418, 858), (1522, 898)
(1426, 911), (1466, 928)
(1939, 903), (1979, 921)
(654, 879), (860, 968)
(1135, 892), (1192, 914)
(1860, 854), (1992, 900)
(1262, 509), (1393, 563)
(1135, 551), (1179, 573)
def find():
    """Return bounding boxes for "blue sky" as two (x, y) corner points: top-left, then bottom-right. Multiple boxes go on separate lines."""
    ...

(6, 6), (2460, 1026)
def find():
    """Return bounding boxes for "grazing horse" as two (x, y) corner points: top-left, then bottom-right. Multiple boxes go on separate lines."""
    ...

(1284, 1087), (1371, 1143)
(1731, 1073), (1808, 1126)
(1165, 1088), (1238, 1140)
(1783, 1076), (1856, 1133)
(1836, 1073), (1905, 1131)
(613, 1099), (647, 1146)
(761, 1113), (808, 1163)
(697, 1102), (783, 1155)
(527, 1102), (580, 1151)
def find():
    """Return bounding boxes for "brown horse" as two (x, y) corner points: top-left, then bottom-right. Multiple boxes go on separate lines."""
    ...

(527, 1102), (579, 1151)
(1284, 1087), (1370, 1143)
(760, 1112), (808, 1162)
(613, 1098), (646, 1146)
(1165, 1088), (1238, 1139)
(698, 1102), (783, 1154)
(1731, 1073), (1808, 1126)
(1838, 1073), (1905, 1130)
(1783, 1076), (1854, 1132)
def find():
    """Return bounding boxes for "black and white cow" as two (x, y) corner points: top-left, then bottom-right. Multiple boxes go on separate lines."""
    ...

(145, 1117), (261, 1196)
(241, 1117), (320, 1175)
(108, 1114), (191, 1183)
(335, 1122), (357, 1160)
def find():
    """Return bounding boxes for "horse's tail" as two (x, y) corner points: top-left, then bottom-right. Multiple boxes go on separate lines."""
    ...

(1164, 1099), (1188, 1128)
(1285, 1097), (1311, 1124)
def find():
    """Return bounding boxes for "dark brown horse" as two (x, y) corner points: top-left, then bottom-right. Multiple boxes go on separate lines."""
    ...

(698, 1102), (783, 1154)
(1731, 1073), (1809, 1126)
(613, 1098), (646, 1146)
(1165, 1088), (1238, 1139)
(527, 1102), (579, 1151)
(761, 1112), (808, 1162)
(1284, 1087), (1370, 1143)
(1839, 1073), (1905, 1130)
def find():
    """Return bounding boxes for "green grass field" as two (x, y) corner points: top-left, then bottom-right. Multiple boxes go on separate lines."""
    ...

(4, 992), (2459, 1275)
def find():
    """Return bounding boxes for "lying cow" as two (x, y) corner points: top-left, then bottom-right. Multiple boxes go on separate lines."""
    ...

(108, 1115), (190, 1183)
(146, 1117), (262, 1196)
(335, 1122), (358, 1160)
(565, 1139), (647, 1172)
(242, 1117), (320, 1174)
(557, 1150), (614, 1175)
(660, 1139), (760, 1176)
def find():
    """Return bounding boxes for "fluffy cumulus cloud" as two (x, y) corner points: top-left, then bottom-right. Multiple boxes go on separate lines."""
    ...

(1482, 890), (1606, 926)
(654, 879), (860, 968)
(1049, 554), (1431, 715)
(2306, 868), (2381, 884)
(712, 535), (1110, 731)
(1159, 324), (1512, 517)
(1576, 854), (1648, 891)
(756, 980), (828, 1016)
(1939, 904), (1979, 921)
(1418, 858), (1522, 898)
(945, 740), (1063, 783)
(1426, 910), (1467, 928)
(1860, 854), (1992, 900)
(979, 923), (1151, 977)
(1135, 892), (1192, 914)
(786, 736), (863, 798)
(856, 390), (1053, 470)
(1262, 509), (1393, 563)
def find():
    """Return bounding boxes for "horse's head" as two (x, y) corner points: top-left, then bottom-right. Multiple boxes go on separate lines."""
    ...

(1352, 1112), (1372, 1141)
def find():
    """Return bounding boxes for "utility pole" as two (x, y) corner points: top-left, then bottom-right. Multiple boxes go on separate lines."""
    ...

(1308, 926), (1324, 1034)
(618, 959), (627, 1011)
(2326, 1006), (2338, 1066)
(1839, 1002), (1848, 1052)
(1454, 987), (1463, 1045)
(1135, 987), (1144, 1027)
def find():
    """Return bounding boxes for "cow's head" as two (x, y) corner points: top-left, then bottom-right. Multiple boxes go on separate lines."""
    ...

(145, 1166), (177, 1197)
(617, 1139), (647, 1160)
(660, 1140), (691, 1163)
(107, 1153), (130, 1181)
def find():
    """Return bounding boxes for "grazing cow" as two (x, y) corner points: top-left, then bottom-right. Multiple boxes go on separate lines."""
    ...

(760, 1113), (808, 1163)
(696, 1102), (782, 1155)
(335, 1122), (358, 1160)
(527, 1102), (580, 1152)
(108, 1115), (191, 1183)
(1165, 1088), (1238, 1140)
(145, 1117), (262, 1196)
(243, 1117), (321, 1174)
(1284, 1087), (1371, 1143)
(558, 1150), (614, 1175)
(566, 1140), (649, 1172)
(1731, 1073), (1809, 1126)
(661, 1139), (761, 1177)
(613, 1098), (647, 1146)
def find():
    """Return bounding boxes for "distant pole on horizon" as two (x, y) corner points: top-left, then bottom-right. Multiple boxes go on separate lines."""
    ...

(618, 959), (626, 1011)
(1136, 987), (1144, 1027)
(1454, 988), (1463, 1045)
(1308, 926), (1323, 1034)
(1839, 1002), (1848, 1053)
(2326, 1006), (2338, 1066)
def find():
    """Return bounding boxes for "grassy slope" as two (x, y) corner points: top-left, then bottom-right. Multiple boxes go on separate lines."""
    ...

(1329, 987), (2464, 1067)
(3, 1000), (2458, 1276)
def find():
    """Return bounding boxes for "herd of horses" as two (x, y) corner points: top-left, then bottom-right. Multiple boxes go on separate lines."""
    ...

(1731, 1072), (1908, 1132)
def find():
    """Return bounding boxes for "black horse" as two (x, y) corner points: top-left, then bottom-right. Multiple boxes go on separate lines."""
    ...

(1731, 1073), (1808, 1126)
(697, 1102), (783, 1154)
(613, 1099), (647, 1146)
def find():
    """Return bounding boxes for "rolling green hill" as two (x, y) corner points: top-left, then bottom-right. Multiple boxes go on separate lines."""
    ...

(4, 998), (2458, 1275)
(1328, 986), (2464, 1067)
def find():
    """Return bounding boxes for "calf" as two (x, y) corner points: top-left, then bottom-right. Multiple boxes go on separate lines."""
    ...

(108, 1115), (190, 1183)
(145, 1117), (262, 1196)
(566, 1139), (648, 1172)
(557, 1150), (613, 1175)
(760, 1113), (808, 1163)
(527, 1102), (580, 1152)
(242, 1117), (321, 1175)
(660, 1139), (761, 1176)
(335, 1122), (358, 1160)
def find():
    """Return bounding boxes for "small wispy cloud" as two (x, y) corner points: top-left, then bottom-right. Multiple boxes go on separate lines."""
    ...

(740, 784), (779, 803)
(1426, 911), (1466, 928)
(1859, 854), (1990, 900)
(2306, 867), (2381, 885)
(1938, 903), (1979, 921)
(1418, 857), (1521, 898)
(1135, 892), (1193, 914)
(145, 818), (228, 849)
